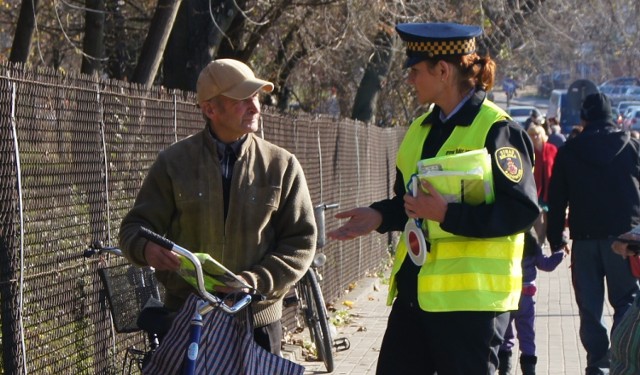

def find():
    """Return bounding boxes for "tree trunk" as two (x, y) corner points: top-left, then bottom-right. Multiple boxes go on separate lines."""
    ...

(131, 0), (183, 87)
(9, 0), (40, 63)
(81, 0), (106, 75)
(163, 0), (239, 92)
(273, 29), (307, 112)
(351, 28), (394, 124)
(216, 0), (246, 60)
(105, 0), (127, 80)
(218, 0), (291, 62)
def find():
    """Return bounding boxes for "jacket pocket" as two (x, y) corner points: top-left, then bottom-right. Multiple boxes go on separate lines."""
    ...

(246, 185), (281, 208)
(174, 180), (208, 203)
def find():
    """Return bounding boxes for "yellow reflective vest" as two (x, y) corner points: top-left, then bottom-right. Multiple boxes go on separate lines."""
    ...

(389, 100), (524, 312)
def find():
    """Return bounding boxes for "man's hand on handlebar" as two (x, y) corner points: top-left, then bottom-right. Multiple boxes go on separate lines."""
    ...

(213, 277), (251, 295)
(144, 241), (181, 271)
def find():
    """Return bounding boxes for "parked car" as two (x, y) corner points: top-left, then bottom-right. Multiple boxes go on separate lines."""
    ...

(623, 86), (640, 102)
(622, 105), (640, 120)
(507, 106), (542, 127)
(617, 101), (640, 114)
(612, 108), (621, 126)
(600, 77), (640, 87)
(599, 85), (632, 106)
(623, 107), (640, 130)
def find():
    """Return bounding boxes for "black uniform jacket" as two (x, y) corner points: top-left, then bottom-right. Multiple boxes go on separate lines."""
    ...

(369, 90), (540, 303)
(546, 121), (640, 249)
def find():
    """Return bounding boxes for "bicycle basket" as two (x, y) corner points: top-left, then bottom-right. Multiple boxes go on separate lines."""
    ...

(98, 264), (163, 333)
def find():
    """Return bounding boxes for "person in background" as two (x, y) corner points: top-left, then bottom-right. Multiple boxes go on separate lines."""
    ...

(328, 22), (539, 374)
(527, 124), (558, 246)
(316, 86), (341, 120)
(503, 75), (518, 101)
(119, 58), (317, 355)
(524, 110), (541, 129)
(540, 117), (551, 138)
(546, 93), (640, 375)
(630, 130), (640, 140)
(498, 231), (566, 375)
(611, 227), (640, 375)
(547, 123), (566, 148)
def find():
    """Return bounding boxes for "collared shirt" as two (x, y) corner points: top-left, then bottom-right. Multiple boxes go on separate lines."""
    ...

(208, 127), (246, 219)
(439, 89), (476, 123)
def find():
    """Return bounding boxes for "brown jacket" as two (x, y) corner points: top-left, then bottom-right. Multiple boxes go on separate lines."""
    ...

(119, 127), (317, 327)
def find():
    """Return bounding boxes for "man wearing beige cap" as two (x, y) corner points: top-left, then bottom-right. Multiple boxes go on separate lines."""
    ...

(119, 59), (317, 355)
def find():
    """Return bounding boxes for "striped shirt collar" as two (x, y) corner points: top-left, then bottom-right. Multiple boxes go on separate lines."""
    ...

(207, 126), (246, 161)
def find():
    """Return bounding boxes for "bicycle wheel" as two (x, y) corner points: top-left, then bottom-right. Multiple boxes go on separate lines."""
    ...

(299, 270), (334, 372)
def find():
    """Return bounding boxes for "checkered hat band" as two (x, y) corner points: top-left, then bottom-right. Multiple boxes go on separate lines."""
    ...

(407, 39), (476, 56)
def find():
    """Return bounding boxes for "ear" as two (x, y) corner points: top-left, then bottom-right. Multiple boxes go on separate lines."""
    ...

(437, 60), (450, 80)
(202, 101), (215, 117)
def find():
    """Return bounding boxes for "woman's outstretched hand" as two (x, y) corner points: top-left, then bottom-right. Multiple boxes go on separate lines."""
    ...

(327, 207), (382, 241)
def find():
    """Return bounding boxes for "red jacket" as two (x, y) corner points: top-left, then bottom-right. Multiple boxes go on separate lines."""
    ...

(534, 142), (558, 204)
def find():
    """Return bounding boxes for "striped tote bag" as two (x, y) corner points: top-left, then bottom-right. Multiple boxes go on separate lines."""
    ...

(611, 294), (640, 375)
(143, 294), (304, 375)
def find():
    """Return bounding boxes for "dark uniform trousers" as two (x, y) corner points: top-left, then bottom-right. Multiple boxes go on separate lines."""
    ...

(376, 299), (510, 375)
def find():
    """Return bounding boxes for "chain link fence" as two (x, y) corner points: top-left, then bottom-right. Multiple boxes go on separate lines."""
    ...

(0, 62), (405, 374)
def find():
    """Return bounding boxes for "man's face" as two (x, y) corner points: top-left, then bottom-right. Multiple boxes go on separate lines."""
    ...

(203, 94), (261, 143)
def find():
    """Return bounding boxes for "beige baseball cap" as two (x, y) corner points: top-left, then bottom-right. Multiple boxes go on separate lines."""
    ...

(196, 59), (274, 103)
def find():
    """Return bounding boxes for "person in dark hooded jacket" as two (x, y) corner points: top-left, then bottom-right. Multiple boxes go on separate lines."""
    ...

(546, 93), (640, 375)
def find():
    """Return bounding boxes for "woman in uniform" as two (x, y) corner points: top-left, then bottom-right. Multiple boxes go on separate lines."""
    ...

(328, 22), (539, 374)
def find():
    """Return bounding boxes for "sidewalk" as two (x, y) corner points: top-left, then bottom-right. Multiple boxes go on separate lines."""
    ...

(285, 259), (614, 374)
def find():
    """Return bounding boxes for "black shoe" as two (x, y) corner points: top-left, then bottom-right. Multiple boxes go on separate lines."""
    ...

(520, 354), (537, 375)
(498, 350), (513, 375)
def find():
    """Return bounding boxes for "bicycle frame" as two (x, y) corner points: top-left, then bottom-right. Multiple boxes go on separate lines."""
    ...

(183, 299), (210, 374)
(289, 202), (349, 373)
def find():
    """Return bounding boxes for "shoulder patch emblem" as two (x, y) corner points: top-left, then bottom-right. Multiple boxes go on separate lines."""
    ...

(495, 147), (524, 183)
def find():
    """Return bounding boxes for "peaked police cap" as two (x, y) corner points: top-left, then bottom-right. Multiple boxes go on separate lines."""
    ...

(396, 22), (483, 67)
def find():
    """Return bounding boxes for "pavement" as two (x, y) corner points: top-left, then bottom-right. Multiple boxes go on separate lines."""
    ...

(283, 252), (615, 375)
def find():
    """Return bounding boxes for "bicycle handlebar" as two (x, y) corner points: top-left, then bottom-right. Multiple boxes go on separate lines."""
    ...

(316, 203), (339, 210)
(83, 241), (123, 258)
(137, 227), (252, 314)
(314, 202), (340, 249)
(84, 232), (252, 315)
